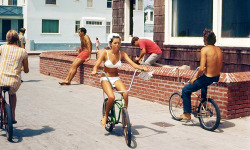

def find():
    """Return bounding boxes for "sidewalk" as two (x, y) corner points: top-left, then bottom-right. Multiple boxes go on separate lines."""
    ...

(0, 55), (249, 150)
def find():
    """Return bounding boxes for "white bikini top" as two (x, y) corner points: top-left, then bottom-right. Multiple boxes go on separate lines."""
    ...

(104, 50), (122, 68)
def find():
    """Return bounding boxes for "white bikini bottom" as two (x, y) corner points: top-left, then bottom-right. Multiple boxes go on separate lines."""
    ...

(100, 76), (120, 85)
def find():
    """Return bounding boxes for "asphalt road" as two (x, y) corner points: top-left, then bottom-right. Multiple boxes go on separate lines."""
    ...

(0, 56), (249, 150)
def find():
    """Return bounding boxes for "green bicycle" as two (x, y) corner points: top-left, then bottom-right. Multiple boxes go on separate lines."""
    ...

(98, 69), (140, 146)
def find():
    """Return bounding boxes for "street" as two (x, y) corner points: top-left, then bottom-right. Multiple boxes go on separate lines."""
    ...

(0, 55), (249, 150)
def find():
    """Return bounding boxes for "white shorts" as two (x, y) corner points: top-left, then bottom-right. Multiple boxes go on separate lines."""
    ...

(100, 76), (120, 85)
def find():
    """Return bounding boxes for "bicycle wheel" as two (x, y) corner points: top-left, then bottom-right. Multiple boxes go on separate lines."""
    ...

(198, 98), (220, 131)
(122, 108), (131, 146)
(169, 93), (183, 121)
(4, 104), (13, 141)
(102, 98), (114, 132)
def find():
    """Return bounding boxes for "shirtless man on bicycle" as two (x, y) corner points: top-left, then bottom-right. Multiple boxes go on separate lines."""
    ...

(180, 29), (223, 120)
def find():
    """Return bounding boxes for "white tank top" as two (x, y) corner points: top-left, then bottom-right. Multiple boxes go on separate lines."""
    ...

(104, 50), (122, 68)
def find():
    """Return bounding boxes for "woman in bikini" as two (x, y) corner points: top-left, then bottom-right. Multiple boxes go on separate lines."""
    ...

(91, 33), (148, 126)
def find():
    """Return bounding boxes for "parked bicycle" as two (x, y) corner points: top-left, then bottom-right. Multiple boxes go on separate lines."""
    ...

(96, 69), (141, 146)
(0, 86), (13, 141)
(169, 67), (221, 131)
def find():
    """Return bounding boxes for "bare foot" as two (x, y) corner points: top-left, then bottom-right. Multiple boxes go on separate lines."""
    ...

(101, 116), (107, 127)
(59, 81), (71, 85)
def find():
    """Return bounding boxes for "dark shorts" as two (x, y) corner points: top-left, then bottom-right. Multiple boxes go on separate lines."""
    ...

(76, 50), (89, 60)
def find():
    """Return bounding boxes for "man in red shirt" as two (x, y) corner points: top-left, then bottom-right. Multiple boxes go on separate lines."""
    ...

(131, 37), (162, 65)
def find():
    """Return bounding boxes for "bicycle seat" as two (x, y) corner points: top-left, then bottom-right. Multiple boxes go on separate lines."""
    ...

(0, 86), (10, 92)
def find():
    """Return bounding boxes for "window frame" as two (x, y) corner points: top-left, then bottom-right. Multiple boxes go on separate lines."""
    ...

(106, 21), (111, 34)
(75, 20), (81, 33)
(86, 21), (103, 26)
(45, 0), (56, 5)
(87, 0), (93, 8)
(107, 0), (112, 8)
(164, 0), (250, 47)
(41, 19), (60, 34)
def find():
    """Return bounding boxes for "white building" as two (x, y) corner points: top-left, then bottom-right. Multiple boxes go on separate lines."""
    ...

(0, 0), (144, 50)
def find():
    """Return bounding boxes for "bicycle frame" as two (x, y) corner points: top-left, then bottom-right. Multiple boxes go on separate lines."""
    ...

(175, 67), (218, 115)
(98, 69), (139, 124)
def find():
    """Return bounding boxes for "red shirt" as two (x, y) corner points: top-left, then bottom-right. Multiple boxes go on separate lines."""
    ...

(139, 39), (162, 54)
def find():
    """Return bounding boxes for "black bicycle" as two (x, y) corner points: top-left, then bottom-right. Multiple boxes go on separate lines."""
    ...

(0, 86), (13, 141)
(169, 67), (221, 131)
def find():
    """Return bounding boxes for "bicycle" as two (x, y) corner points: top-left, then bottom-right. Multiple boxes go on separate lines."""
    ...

(0, 86), (13, 141)
(169, 67), (221, 131)
(97, 69), (141, 146)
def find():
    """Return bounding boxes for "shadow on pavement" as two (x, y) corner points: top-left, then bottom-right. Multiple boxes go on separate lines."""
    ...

(10, 125), (55, 143)
(22, 80), (42, 82)
(181, 119), (236, 133)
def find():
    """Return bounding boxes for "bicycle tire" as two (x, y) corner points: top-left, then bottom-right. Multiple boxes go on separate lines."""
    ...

(169, 93), (183, 121)
(102, 98), (114, 132)
(122, 108), (131, 146)
(4, 104), (13, 141)
(198, 98), (220, 131)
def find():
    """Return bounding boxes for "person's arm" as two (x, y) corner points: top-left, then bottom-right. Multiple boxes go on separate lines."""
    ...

(135, 48), (146, 62)
(190, 47), (206, 84)
(91, 50), (106, 74)
(22, 58), (29, 73)
(122, 51), (148, 71)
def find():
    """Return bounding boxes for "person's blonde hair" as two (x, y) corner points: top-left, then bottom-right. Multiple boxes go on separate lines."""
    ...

(6, 30), (19, 44)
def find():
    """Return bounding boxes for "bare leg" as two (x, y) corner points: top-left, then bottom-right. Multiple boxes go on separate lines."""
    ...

(9, 94), (17, 122)
(101, 81), (115, 126)
(59, 58), (85, 85)
(114, 80), (132, 126)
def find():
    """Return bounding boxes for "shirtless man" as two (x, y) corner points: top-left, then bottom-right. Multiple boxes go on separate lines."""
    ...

(59, 27), (92, 85)
(180, 29), (223, 120)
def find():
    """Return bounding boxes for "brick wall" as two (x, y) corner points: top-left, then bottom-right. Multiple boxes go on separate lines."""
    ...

(154, 0), (165, 48)
(40, 51), (250, 119)
(120, 45), (250, 73)
(112, 0), (125, 40)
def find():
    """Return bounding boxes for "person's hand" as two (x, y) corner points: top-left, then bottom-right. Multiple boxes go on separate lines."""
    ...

(85, 57), (91, 62)
(140, 67), (148, 72)
(21, 66), (24, 71)
(76, 47), (82, 53)
(91, 71), (97, 75)
(135, 57), (140, 61)
(190, 77), (197, 85)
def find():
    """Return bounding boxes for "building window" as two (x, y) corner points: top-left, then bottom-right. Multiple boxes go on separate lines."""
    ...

(46, 0), (56, 4)
(8, 0), (17, 5)
(172, 0), (213, 37)
(150, 11), (153, 21)
(87, 0), (93, 8)
(75, 21), (81, 33)
(222, 0), (250, 38)
(138, 0), (143, 10)
(42, 20), (59, 33)
(86, 21), (102, 25)
(106, 22), (111, 34)
(107, 0), (112, 8)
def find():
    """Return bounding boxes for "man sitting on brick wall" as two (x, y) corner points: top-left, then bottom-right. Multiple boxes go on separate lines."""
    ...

(59, 27), (92, 85)
(180, 29), (223, 120)
(131, 37), (162, 66)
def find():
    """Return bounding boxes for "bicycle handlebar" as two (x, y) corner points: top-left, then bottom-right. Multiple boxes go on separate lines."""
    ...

(96, 69), (139, 93)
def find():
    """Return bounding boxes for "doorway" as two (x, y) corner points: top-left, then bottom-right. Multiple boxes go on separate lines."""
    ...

(2, 20), (11, 41)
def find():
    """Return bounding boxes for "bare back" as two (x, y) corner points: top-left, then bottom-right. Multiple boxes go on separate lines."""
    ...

(202, 45), (223, 77)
